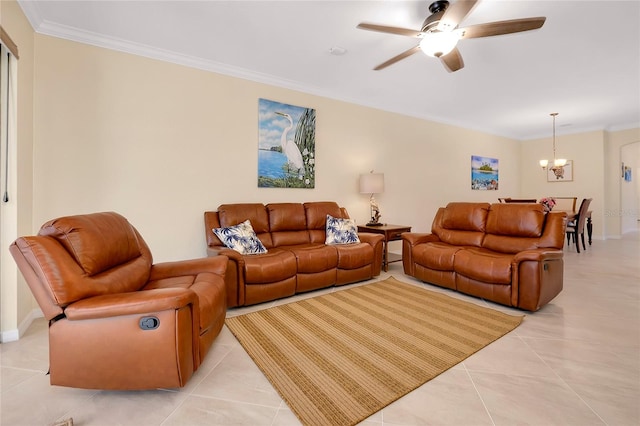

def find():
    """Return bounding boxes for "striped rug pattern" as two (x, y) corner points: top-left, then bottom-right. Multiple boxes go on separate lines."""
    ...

(225, 276), (523, 426)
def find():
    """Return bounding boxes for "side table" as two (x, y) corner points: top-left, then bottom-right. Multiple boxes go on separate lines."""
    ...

(357, 224), (412, 272)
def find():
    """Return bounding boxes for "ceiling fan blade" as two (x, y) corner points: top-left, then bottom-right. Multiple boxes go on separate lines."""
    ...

(438, 0), (479, 31)
(357, 23), (423, 38)
(459, 17), (546, 39)
(373, 45), (421, 70)
(440, 47), (464, 73)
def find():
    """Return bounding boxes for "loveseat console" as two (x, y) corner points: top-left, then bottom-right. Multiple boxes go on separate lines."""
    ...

(402, 202), (567, 311)
(205, 201), (384, 307)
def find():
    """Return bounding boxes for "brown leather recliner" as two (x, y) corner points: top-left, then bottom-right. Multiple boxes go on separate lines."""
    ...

(9, 212), (227, 390)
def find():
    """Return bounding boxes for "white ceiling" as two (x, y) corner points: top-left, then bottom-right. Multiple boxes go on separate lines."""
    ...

(18, 0), (640, 139)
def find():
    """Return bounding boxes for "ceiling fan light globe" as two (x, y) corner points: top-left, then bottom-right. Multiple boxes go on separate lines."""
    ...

(419, 31), (459, 57)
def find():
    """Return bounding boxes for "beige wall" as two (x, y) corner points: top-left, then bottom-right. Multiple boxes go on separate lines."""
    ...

(32, 34), (520, 264)
(520, 130), (607, 239)
(520, 127), (640, 240)
(2, 1), (637, 339)
(605, 128), (640, 237)
(1, 0), (35, 340)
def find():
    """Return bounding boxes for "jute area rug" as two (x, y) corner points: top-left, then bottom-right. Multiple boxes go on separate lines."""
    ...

(225, 276), (523, 426)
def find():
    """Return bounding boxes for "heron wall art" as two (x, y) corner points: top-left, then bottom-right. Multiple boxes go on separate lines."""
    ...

(258, 98), (316, 188)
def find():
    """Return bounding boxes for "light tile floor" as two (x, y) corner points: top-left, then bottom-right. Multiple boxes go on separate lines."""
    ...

(2, 231), (638, 426)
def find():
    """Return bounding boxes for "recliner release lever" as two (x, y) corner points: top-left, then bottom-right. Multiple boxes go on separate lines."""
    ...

(139, 316), (160, 330)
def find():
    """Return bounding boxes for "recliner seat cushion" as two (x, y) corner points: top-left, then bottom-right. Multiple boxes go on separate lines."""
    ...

(454, 248), (513, 284)
(282, 244), (338, 273)
(413, 242), (464, 271)
(334, 243), (373, 269)
(242, 249), (298, 284)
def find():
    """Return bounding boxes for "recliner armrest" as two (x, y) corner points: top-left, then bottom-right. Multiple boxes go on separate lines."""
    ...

(512, 248), (564, 264)
(64, 287), (198, 320)
(401, 233), (440, 276)
(401, 232), (439, 246)
(150, 255), (228, 280)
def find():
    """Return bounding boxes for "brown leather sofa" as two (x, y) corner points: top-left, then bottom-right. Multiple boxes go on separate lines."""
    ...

(402, 202), (567, 311)
(204, 201), (384, 307)
(10, 212), (227, 390)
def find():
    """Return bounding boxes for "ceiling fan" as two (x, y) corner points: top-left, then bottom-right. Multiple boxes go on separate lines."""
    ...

(357, 0), (546, 72)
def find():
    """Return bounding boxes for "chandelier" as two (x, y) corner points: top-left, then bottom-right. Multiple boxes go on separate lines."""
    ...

(539, 112), (566, 177)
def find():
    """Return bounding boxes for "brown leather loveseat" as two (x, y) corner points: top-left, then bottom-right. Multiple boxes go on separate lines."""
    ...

(402, 202), (567, 311)
(204, 201), (384, 307)
(10, 212), (227, 390)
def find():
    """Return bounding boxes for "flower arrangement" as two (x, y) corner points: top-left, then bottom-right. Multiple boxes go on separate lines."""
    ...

(539, 197), (556, 212)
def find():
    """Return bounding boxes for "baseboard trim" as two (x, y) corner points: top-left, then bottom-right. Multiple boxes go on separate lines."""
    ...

(1, 308), (44, 342)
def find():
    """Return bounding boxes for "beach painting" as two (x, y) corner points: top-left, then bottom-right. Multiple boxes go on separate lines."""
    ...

(258, 98), (316, 188)
(471, 155), (499, 190)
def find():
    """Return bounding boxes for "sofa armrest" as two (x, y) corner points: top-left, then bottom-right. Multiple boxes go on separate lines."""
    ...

(206, 247), (246, 308)
(401, 233), (439, 276)
(512, 248), (564, 264)
(511, 248), (564, 310)
(64, 288), (198, 320)
(150, 255), (228, 280)
(539, 211), (568, 249)
(357, 232), (384, 247)
(357, 232), (385, 275)
(401, 232), (438, 246)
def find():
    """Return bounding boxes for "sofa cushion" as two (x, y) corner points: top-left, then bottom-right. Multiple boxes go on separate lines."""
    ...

(334, 243), (373, 269)
(482, 235), (540, 254)
(453, 248), (513, 284)
(268, 203), (310, 246)
(213, 220), (267, 255)
(305, 202), (344, 229)
(283, 244), (338, 273)
(413, 242), (464, 272)
(218, 203), (269, 233)
(325, 215), (360, 245)
(442, 202), (489, 232)
(486, 203), (545, 237)
(304, 202), (344, 243)
(242, 249), (297, 284)
(432, 204), (488, 247)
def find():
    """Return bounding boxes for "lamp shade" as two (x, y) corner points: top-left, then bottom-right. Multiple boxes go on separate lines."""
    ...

(359, 173), (384, 194)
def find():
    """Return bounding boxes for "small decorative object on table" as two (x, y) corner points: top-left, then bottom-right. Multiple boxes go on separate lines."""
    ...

(539, 197), (556, 212)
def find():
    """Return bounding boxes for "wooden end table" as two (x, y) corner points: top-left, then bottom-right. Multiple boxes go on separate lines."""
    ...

(357, 224), (412, 272)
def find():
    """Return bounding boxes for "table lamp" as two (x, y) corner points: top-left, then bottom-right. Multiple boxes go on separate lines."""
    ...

(359, 172), (384, 226)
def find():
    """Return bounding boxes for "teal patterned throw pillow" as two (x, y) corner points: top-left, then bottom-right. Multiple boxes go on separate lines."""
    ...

(325, 214), (360, 245)
(213, 220), (267, 255)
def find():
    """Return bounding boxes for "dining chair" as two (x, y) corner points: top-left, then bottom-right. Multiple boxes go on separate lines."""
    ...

(566, 198), (593, 253)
